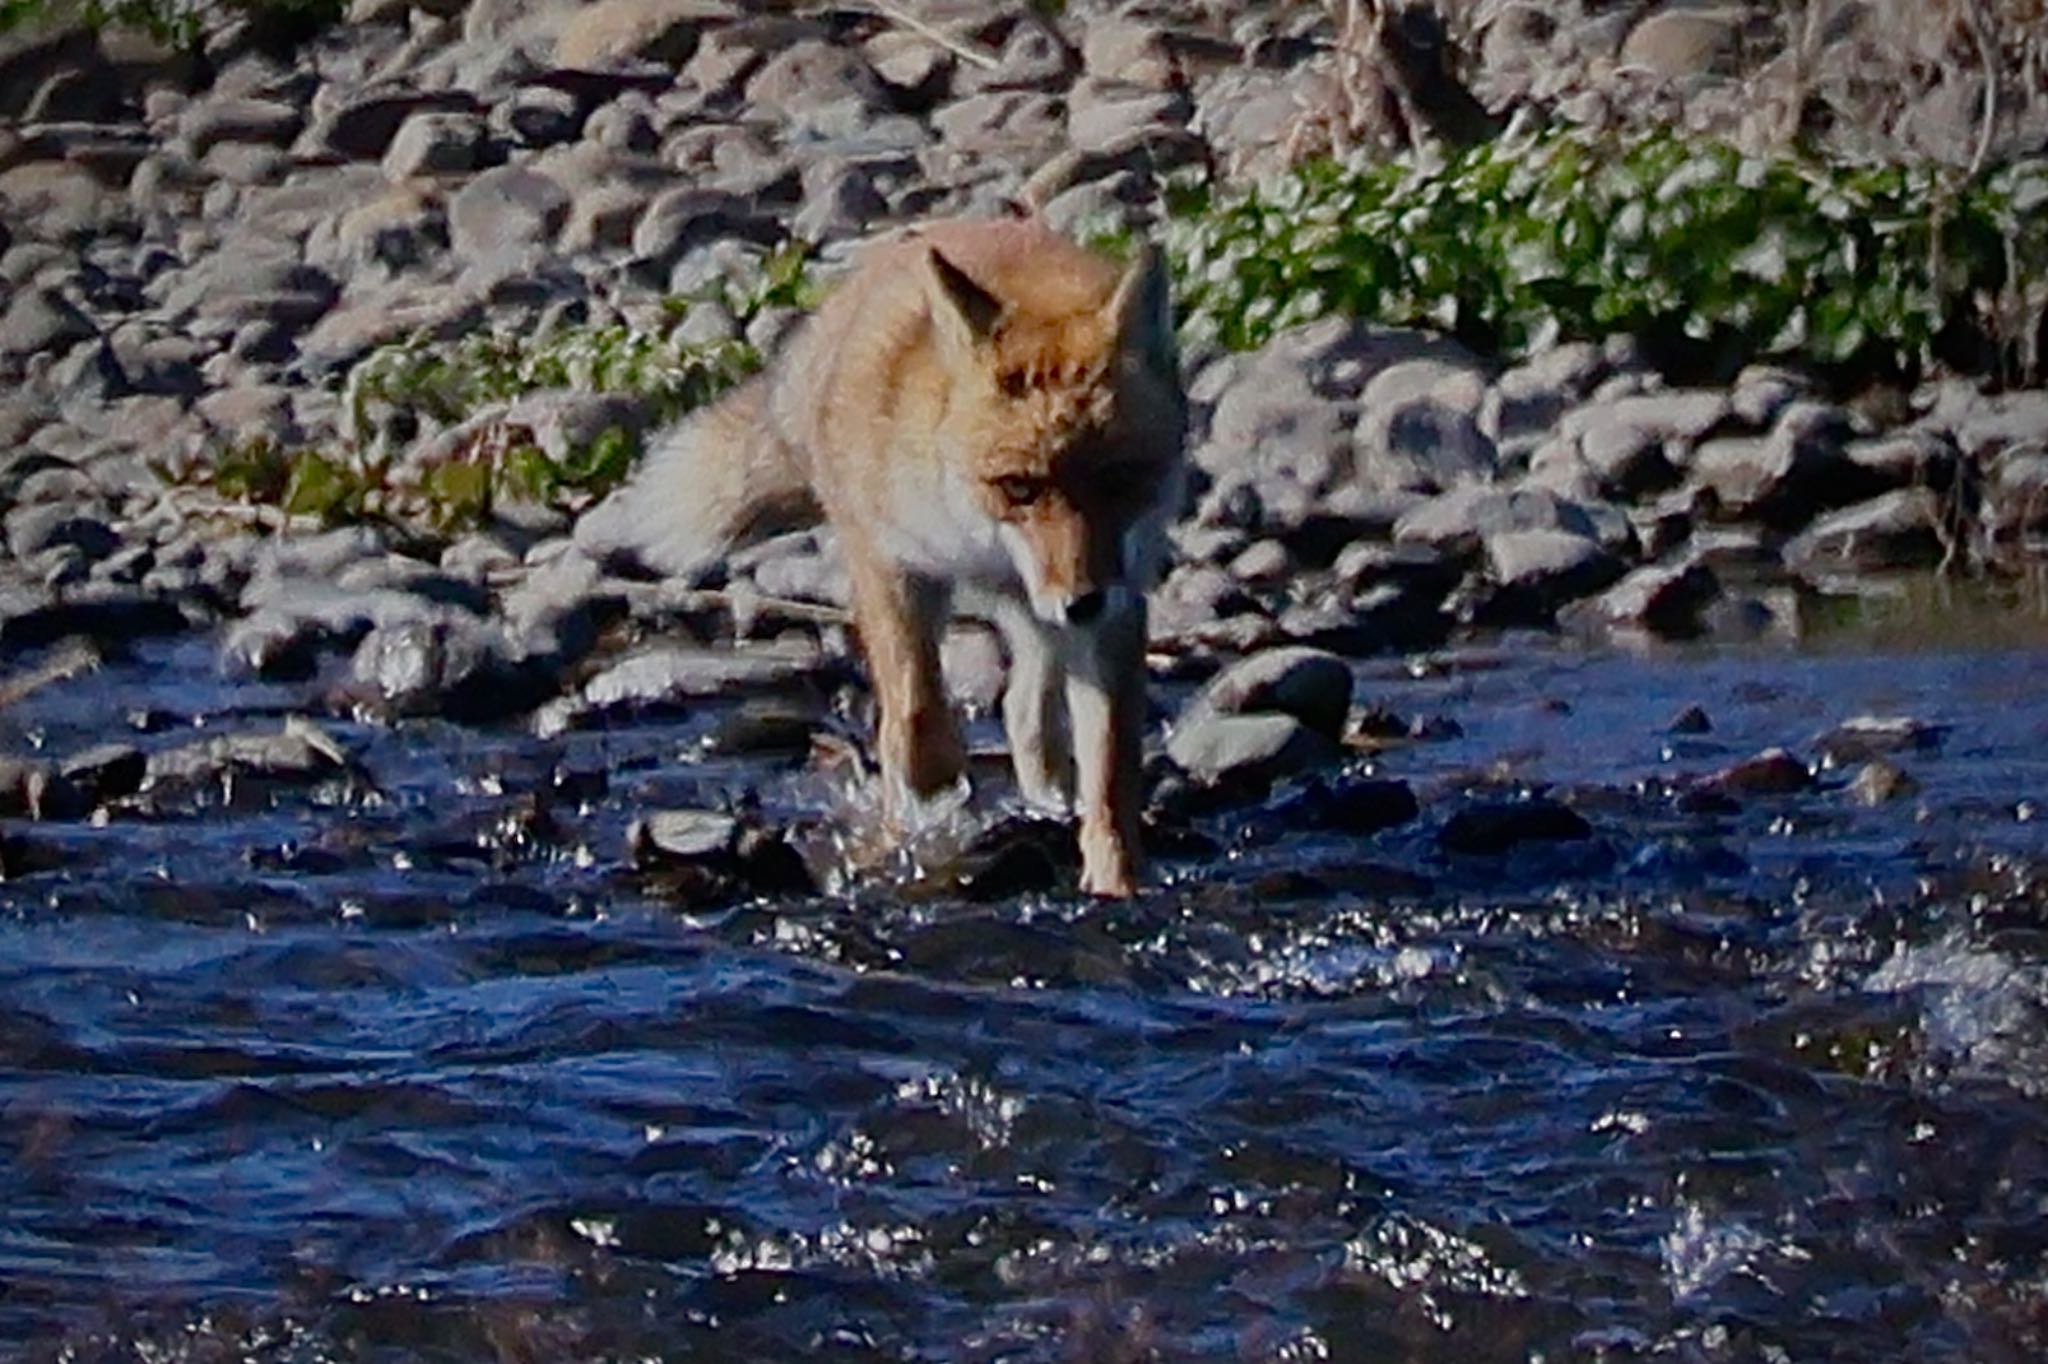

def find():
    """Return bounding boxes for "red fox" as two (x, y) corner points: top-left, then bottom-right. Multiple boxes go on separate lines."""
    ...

(577, 216), (1187, 898)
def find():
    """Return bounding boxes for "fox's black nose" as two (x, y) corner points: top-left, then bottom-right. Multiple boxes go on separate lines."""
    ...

(1066, 591), (1109, 625)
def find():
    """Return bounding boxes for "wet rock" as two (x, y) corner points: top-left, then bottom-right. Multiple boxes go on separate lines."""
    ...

(1782, 489), (1947, 580)
(629, 805), (816, 905)
(940, 814), (1080, 902)
(1187, 646), (1353, 741)
(56, 742), (145, 807)
(1481, 528), (1626, 620)
(557, 639), (834, 731)
(142, 719), (361, 806)
(1713, 747), (1812, 797)
(1849, 759), (1919, 806)
(1669, 705), (1712, 735)
(1261, 773), (1421, 837)
(1394, 486), (1600, 561)
(0, 585), (191, 651)
(1690, 402), (1876, 529)
(5, 503), (117, 562)
(1165, 711), (1339, 788)
(1439, 797), (1592, 855)
(1559, 557), (1720, 640)
(1815, 715), (1946, 767)
(698, 702), (824, 760)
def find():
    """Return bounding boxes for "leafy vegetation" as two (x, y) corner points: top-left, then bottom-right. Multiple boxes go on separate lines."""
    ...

(1155, 124), (2048, 382)
(179, 242), (820, 535)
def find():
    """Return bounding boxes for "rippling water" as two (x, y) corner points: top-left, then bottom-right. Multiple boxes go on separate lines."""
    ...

(4, 628), (2048, 1362)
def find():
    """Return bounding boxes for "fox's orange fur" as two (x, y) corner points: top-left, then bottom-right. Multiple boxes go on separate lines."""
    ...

(577, 216), (1187, 897)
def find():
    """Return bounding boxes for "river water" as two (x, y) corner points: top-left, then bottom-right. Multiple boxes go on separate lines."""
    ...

(4, 617), (2048, 1362)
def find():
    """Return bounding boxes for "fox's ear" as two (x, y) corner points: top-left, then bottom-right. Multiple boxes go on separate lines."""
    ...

(925, 249), (1004, 354)
(1107, 244), (1175, 376)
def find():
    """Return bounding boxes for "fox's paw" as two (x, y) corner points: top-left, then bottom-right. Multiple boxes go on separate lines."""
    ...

(1079, 852), (1140, 900)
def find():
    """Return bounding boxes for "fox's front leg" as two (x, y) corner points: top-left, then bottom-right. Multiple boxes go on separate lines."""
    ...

(993, 603), (1073, 815)
(1065, 600), (1148, 898)
(845, 554), (966, 821)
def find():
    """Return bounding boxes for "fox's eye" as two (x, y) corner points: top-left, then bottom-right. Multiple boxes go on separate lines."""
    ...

(992, 474), (1047, 508)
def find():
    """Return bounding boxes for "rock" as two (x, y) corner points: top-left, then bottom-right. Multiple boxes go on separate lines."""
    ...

(558, 640), (833, 732)
(956, 14), (1073, 95)
(0, 585), (190, 651)
(1713, 747), (1812, 797)
(309, 90), (482, 161)
(1849, 760), (1918, 806)
(629, 805), (815, 903)
(1394, 486), (1599, 559)
(57, 742), (146, 807)
(1438, 797), (1592, 855)
(177, 96), (304, 158)
(0, 287), (95, 367)
(448, 165), (571, 266)
(1262, 773), (1421, 837)
(1165, 710), (1339, 786)
(1481, 527), (1625, 618)
(631, 186), (767, 270)
(1353, 359), (1497, 492)
(142, 720), (360, 805)
(381, 111), (487, 179)
(554, 0), (733, 69)
(495, 84), (585, 148)
(1690, 402), (1876, 529)
(744, 39), (884, 118)
(1188, 645), (1353, 740)
(1561, 558), (1721, 639)
(1081, 16), (1180, 90)
(1620, 9), (1741, 82)
(1487, 341), (1610, 443)
(1814, 715), (1945, 767)
(306, 184), (448, 277)
(1669, 705), (1712, 735)
(347, 616), (501, 718)
(1564, 389), (1730, 498)
(5, 502), (117, 561)
(1782, 489), (1947, 580)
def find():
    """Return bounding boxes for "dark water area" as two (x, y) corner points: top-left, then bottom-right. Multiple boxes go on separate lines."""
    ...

(5, 619), (2048, 1362)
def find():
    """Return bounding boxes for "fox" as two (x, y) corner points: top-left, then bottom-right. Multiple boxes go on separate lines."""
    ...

(575, 216), (1188, 898)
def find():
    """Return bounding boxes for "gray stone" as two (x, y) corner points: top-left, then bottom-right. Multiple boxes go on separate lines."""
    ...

(1561, 557), (1721, 639)
(581, 640), (828, 709)
(554, 0), (733, 69)
(1782, 489), (1947, 580)
(631, 186), (765, 269)
(1189, 645), (1353, 741)
(177, 95), (303, 157)
(1483, 528), (1624, 610)
(5, 502), (117, 561)
(143, 721), (357, 798)
(956, 15), (1073, 95)
(381, 111), (487, 178)
(1353, 358), (1497, 492)
(449, 165), (571, 265)
(309, 91), (482, 161)
(0, 287), (94, 364)
(1394, 486), (1599, 558)
(1166, 711), (1339, 786)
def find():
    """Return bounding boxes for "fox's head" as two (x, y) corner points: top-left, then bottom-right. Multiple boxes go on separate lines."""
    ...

(921, 236), (1187, 630)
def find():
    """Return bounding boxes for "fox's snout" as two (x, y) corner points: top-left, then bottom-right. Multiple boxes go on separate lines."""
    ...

(1003, 508), (1134, 629)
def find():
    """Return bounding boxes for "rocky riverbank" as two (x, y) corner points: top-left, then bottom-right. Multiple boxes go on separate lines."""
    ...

(1, 0), (2046, 854)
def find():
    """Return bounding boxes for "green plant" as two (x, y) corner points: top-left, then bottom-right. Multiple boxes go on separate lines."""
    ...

(1160, 123), (2048, 383)
(176, 243), (824, 536)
